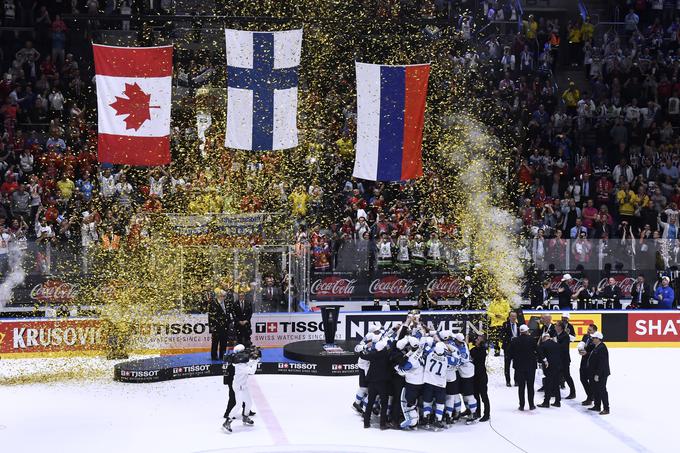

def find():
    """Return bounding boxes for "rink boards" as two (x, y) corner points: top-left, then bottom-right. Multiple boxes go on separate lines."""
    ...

(112, 348), (353, 383)
(1, 310), (680, 359)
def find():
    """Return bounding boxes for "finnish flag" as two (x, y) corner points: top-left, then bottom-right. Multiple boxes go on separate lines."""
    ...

(224, 29), (302, 151)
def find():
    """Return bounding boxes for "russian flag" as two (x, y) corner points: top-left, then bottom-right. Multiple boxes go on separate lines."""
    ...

(353, 62), (430, 182)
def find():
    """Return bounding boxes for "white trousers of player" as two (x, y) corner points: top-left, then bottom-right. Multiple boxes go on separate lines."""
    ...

(229, 384), (252, 419)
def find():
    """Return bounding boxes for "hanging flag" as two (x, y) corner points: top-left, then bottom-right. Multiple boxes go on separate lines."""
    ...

(224, 28), (302, 151)
(93, 44), (173, 166)
(353, 62), (429, 182)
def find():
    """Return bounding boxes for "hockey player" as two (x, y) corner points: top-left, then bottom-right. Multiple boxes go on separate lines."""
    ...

(439, 330), (462, 425)
(223, 344), (259, 433)
(453, 333), (478, 423)
(353, 332), (374, 413)
(422, 341), (461, 430)
(397, 335), (425, 429)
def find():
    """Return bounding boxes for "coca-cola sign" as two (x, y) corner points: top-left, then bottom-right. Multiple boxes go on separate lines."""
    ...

(426, 276), (462, 298)
(548, 276), (584, 293)
(30, 280), (79, 302)
(311, 277), (357, 297)
(596, 275), (635, 297)
(369, 276), (415, 297)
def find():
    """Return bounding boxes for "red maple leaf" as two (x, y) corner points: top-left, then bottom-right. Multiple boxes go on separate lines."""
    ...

(109, 83), (159, 131)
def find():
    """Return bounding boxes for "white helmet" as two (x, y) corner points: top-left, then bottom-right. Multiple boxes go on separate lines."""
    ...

(233, 344), (245, 353)
(396, 337), (409, 350)
(454, 333), (465, 342)
(439, 330), (453, 340)
(434, 342), (446, 355)
(408, 336), (419, 348)
(375, 340), (388, 351)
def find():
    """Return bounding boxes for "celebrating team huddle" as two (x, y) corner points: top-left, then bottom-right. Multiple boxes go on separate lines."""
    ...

(353, 310), (487, 431)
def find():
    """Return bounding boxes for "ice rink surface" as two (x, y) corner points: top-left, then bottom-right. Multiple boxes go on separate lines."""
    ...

(0, 348), (675, 453)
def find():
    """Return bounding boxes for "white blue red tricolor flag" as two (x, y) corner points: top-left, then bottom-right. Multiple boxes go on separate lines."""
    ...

(224, 29), (302, 151)
(93, 44), (173, 166)
(353, 62), (429, 181)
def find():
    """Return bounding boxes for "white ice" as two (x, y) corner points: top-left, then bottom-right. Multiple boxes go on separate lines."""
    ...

(0, 348), (675, 453)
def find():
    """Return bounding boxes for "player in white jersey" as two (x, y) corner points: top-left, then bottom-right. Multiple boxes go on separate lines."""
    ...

(353, 332), (375, 413)
(397, 336), (425, 429)
(439, 330), (463, 424)
(422, 341), (461, 430)
(223, 345), (259, 433)
(453, 333), (478, 423)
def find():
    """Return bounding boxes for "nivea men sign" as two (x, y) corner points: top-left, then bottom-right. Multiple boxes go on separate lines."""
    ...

(344, 312), (487, 340)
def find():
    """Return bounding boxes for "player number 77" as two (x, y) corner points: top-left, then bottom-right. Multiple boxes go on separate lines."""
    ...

(429, 361), (443, 376)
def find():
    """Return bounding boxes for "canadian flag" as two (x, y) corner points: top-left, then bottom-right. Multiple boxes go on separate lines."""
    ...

(93, 44), (173, 166)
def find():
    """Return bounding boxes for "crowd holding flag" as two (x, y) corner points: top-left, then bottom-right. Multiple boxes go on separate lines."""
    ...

(93, 44), (173, 166)
(353, 62), (429, 182)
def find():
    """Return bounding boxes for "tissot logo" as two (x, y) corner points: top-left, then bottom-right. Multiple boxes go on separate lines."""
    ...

(255, 321), (324, 334)
(120, 370), (159, 378)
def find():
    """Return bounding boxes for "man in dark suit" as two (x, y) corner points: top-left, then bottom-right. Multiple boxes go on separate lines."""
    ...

(531, 279), (552, 308)
(234, 290), (253, 346)
(537, 332), (563, 408)
(555, 321), (576, 399)
(587, 331), (610, 415)
(260, 276), (285, 312)
(535, 314), (556, 392)
(360, 339), (391, 429)
(508, 324), (538, 411)
(501, 311), (521, 387)
(598, 277), (622, 309)
(208, 288), (234, 361)
(629, 274), (650, 309)
(578, 323), (597, 406)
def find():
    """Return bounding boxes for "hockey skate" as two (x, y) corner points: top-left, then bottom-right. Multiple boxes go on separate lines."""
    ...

(222, 419), (232, 433)
(242, 415), (254, 426)
(352, 402), (363, 414)
(464, 414), (478, 425)
(432, 420), (445, 431)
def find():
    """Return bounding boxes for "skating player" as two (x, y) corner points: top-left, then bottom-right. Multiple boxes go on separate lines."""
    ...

(222, 344), (260, 433)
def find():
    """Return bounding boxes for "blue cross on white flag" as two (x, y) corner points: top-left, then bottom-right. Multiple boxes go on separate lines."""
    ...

(224, 28), (302, 151)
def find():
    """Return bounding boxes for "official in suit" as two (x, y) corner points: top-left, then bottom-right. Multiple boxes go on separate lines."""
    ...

(234, 291), (253, 346)
(578, 324), (597, 405)
(531, 279), (552, 308)
(360, 339), (391, 429)
(208, 289), (234, 361)
(260, 276), (285, 312)
(535, 313), (556, 392)
(555, 321), (576, 399)
(561, 312), (576, 338)
(598, 277), (622, 309)
(629, 275), (650, 309)
(537, 332), (562, 408)
(508, 324), (538, 411)
(587, 331), (610, 415)
(501, 311), (521, 386)
(471, 334), (490, 422)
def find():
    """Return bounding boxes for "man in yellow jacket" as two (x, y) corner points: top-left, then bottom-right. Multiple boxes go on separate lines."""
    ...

(562, 82), (580, 116)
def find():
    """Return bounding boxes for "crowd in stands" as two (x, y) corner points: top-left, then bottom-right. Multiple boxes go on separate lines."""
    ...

(508, 3), (680, 271)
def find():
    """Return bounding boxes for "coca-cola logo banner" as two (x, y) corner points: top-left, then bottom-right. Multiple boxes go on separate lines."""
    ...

(310, 277), (357, 297)
(369, 276), (415, 297)
(30, 280), (80, 302)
